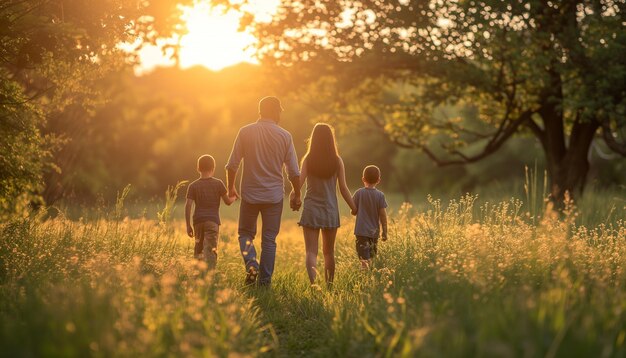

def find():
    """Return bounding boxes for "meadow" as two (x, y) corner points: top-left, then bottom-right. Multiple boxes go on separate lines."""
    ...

(1, 186), (625, 357)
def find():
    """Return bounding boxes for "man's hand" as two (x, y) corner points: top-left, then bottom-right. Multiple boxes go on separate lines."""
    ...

(187, 225), (194, 238)
(228, 187), (240, 200)
(351, 209), (357, 216)
(289, 190), (302, 211)
(381, 232), (388, 242)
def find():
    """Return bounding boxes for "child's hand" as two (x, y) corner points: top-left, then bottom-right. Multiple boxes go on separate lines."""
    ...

(187, 226), (194, 238)
(351, 208), (357, 216)
(381, 233), (388, 242)
(228, 187), (240, 200)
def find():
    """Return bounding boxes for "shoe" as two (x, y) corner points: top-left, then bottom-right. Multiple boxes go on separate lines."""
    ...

(244, 266), (258, 286)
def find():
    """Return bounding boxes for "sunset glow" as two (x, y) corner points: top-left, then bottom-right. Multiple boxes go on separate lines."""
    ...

(178, 4), (255, 71)
(135, 1), (279, 73)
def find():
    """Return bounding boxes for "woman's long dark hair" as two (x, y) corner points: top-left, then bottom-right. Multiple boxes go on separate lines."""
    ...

(303, 123), (339, 178)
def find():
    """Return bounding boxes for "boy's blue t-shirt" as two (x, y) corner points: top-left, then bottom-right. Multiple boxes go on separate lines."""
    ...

(186, 177), (227, 225)
(353, 187), (387, 238)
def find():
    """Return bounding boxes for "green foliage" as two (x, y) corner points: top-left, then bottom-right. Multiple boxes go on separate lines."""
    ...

(0, 71), (58, 218)
(250, 0), (626, 197)
(0, 0), (195, 215)
(1, 192), (625, 356)
(31, 63), (623, 206)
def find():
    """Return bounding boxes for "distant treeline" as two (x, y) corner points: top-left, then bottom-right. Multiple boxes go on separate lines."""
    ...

(40, 64), (625, 206)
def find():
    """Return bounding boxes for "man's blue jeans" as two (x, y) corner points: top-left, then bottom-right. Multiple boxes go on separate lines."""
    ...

(238, 200), (283, 285)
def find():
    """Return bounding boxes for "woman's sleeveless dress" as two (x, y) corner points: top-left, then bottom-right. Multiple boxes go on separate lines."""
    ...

(298, 173), (340, 229)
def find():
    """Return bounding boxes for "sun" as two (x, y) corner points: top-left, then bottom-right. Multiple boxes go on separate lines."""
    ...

(178, 3), (256, 71)
(132, 1), (279, 74)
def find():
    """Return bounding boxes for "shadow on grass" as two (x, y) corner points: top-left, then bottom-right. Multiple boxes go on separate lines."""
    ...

(244, 272), (337, 357)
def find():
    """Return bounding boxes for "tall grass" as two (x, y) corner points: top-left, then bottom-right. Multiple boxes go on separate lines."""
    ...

(1, 189), (625, 357)
(0, 216), (273, 357)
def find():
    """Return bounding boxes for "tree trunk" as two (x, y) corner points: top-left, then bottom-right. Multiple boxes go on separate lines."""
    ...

(532, 65), (600, 203)
(544, 120), (599, 203)
(549, 154), (589, 203)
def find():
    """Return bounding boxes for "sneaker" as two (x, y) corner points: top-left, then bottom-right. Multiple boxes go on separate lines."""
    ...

(244, 266), (258, 286)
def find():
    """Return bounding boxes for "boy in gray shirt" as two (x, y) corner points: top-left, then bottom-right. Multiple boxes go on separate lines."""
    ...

(185, 155), (236, 269)
(352, 165), (388, 269)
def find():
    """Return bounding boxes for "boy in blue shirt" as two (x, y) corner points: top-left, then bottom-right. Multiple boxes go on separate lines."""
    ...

(185, 155), (236, 269)
(352, 165), (388, 269)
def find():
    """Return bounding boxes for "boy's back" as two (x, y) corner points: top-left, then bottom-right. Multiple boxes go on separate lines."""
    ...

(353, 187), (387, 239)
(187, 177), (227, 225)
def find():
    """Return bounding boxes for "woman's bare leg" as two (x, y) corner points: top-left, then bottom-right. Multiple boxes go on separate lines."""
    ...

(321, 228), (337, 285)
(303, 227), (320, 284)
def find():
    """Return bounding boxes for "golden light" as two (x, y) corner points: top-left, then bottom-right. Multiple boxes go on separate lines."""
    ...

(133, 0), (279, 74)
(178, 3), (255, 71)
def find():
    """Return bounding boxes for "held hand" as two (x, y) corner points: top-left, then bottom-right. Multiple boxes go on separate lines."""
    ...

(187, 226), (194, 238)
(289, 191), (302, 211)
(351, 208), (357, 216)
(228, 187), (240, 200)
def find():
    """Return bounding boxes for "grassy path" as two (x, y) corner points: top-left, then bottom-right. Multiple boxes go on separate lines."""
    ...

(220, 221), (355, 357)
(2, 196), (626, 357)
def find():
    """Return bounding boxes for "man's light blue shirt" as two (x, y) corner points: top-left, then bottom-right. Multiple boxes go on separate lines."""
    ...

(226, 118), (300, 204)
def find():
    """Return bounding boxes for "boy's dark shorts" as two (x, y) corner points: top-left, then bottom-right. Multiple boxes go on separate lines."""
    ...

(356, 235), (378, 260)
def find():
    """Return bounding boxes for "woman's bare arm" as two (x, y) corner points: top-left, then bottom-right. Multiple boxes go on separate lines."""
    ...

(298, 158), (308, 191)
(337, 157), (357, 212)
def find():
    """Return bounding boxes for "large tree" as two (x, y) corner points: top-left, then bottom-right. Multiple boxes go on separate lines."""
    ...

(0, 0), (193, 214)
(249, 0), (626, 201)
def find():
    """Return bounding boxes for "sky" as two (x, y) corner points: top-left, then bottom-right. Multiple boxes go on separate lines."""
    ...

(132, 0), (280, 74)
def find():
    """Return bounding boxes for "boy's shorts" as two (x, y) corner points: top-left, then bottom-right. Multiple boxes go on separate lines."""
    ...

(356, 235), (378, 260)
(194, 221), (219, 268)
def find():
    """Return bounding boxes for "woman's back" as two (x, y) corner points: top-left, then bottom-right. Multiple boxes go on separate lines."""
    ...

(299, 172), (340, 229)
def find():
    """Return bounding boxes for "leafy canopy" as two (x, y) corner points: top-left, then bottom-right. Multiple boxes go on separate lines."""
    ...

(1, 0), (195, 215)
(249, 0), (626, 165)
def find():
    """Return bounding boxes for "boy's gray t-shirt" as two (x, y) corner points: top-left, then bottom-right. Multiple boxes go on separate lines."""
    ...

(186, 177), (227, 225)
(353, 187), (387, 238)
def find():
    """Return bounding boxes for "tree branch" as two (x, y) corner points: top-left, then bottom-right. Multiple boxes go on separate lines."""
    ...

(601, 120), (626, 157)
(525, 116), (546, 147)
(416, 110), (534, 167)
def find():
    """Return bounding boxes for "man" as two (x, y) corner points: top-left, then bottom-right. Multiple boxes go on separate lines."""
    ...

(226, 96), (301, 286)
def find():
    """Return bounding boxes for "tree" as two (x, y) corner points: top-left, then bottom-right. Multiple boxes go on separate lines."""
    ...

(249, 0), (626, 201)
(0, 0), (193, 214)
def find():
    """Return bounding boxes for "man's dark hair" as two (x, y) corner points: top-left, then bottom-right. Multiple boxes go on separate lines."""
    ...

(363, 165), (381, 184)
(259, 96), (283, 119)
(197, 154), (215, 172)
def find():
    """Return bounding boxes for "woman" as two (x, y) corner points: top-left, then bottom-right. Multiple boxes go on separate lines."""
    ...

(297, 123), (357, 286)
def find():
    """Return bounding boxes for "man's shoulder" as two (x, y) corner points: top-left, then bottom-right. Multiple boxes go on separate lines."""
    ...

(266, 123), (292, 139)
(242, 121), (292, 141)
(239, 122), (258, 133)
(274, 124), (292, 136)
